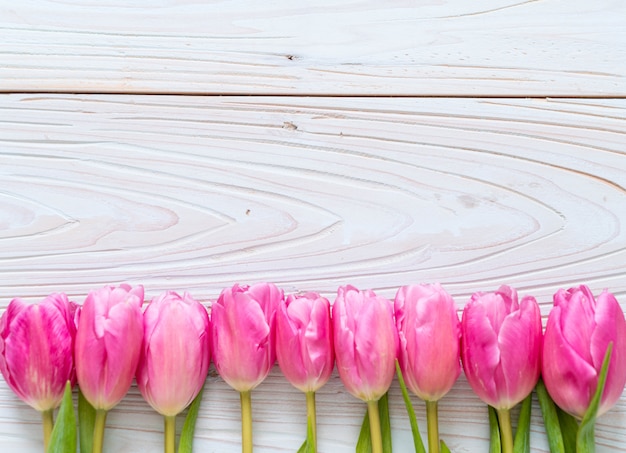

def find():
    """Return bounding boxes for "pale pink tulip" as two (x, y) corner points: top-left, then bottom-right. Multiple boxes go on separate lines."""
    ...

(276, 292), (334, 393)
(137, 291), (210, 417)
(461, 285), (542, 410)
(75, 284), (144, 410)
(0, 293), (78, 412)
(395, 284), (461, 401)
(332, 285), (398, 402)
(212, 283), (283, 392)
(543, 285), (626, 418)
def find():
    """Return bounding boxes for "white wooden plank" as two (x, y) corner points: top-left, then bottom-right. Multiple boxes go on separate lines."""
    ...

(1, 1), (625, 96)
(0, 94), (625, 452)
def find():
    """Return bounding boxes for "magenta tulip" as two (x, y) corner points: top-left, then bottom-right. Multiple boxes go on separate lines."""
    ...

(0, 293), (77, 413)
(137, 291), (211, 417)
(276, 292), (333, 451)
(543, 285), (626, 419)
(461, 285), (542, 410)
(212, 282), (283, 392)
(276, 292), (334, 393)
(395, 284), (461, 402)
(333, 285), (398, 453)
(75, 284), (144, 411)
(333, 285), (398, 402)
(212, 282), (283, 453)
(461, 285), (542, 453)
(395, 283), (461, 453)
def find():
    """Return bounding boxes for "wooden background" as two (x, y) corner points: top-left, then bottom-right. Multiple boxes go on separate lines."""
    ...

(1, 1), (625, 452)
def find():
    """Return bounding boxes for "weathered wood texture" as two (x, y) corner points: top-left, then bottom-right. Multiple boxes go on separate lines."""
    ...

(0, 94), (625, 451)
(1, 0), (625, 96)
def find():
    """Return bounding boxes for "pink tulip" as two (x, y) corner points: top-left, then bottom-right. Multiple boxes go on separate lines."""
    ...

(136, 291), (211, 417)
(395, 284), (461, 402)
(276, 292), (334, 393)
(212, 283), (283, 392)
(0, 293), (78, 412)
(75, 284), (144, 411)
(461, 285), (542, 410)
(332, 285), (398, 402)
(543, 285), (626, 418)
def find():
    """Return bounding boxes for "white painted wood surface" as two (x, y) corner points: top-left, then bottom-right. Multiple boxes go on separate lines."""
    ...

(1, 1), (625, 96)
(1, 94), (625, 452)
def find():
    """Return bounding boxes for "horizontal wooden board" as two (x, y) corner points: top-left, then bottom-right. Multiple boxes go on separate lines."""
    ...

(0, 94), (625, 451)
(1, 1), (625, 96)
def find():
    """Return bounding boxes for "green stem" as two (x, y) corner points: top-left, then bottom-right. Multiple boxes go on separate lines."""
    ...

(164, 415), (176, 453)
(93, 409), (108, 453)
(367, 400), (383, 453)
(306, 391), (317, 452)
(42, 409), (54, 451)
(426, 400), (440, 453)
(497, 408), (513, 453)
(240, 391), (253, 453)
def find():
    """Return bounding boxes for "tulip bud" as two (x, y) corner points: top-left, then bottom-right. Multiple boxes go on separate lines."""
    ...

(543, 285), (626, 418)
(136, 291), (211, 417)
(395, 284), (461, 402)
(0, 293), (78, 412)
(212, 283), (283, 392)
(461, 285), (542, 410)
(332, 285), (398, 402)
(75, 284), (144, 411)
(276, 292), (334, 393)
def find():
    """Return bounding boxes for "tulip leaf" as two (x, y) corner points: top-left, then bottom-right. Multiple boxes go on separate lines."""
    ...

(78, 388), (96, 453)
(356, 407), (372, 453)
(488, 406), (502, 453)
(577, 343), (613, 453)
(513, 392), (532, 453)
(178, 387), (204, 453)
(536, 380), (565, 453)
(297, 439), (308, 453)
(556, 406), (578, 453)
(379, 392), (392, 453)
(47, 381), (76, 453)
(440, 439), (452, 453)
(395, 360), (426, 453)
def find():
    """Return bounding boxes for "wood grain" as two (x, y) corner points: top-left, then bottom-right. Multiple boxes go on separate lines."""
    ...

(1, 1), (625, 96)
(0, 94), (625, 452)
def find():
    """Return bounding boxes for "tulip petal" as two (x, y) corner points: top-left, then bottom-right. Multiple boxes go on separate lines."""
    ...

(543, 306), (597, 418)
(591, 291), (626, 415)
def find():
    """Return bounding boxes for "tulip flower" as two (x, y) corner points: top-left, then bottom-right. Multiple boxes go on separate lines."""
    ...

(137, 291), (211, 453)
(461, 285), (542, 453)
(394, 284), (460, 453)
(212, 283), (283, 453)
(75, 284), (144, 453)
(543, 285), (626, 419)
(0, 293), (77, 450)
(333, 285), (398, 453)
(276, 292), (334, 451)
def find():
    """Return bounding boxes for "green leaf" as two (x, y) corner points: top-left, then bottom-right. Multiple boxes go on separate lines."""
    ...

(556, 406), (578, 453)
(356, 407), (372, 453)
(78, 388), (96, 453)
(395, 360), (426, 453)
(47, 381), (77, 453)
(297, 439), (308, 453)
(513, 392), (532, 453)
(488, 406), (502, 453)
(536, 380), (565, 453)
(378, 392), (392, 453)
(577, 343), (613, 453)
(440, 439), (452, 453)
(178, 387), (205, 453)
